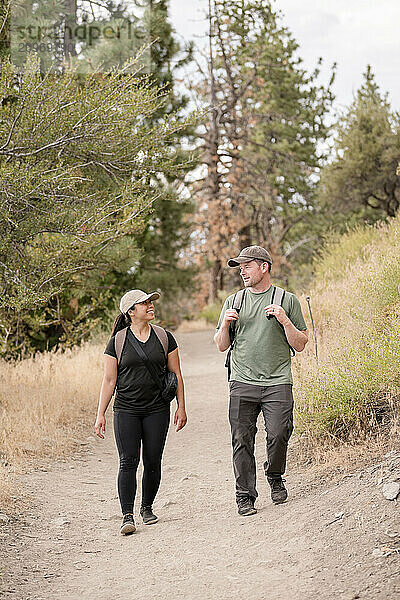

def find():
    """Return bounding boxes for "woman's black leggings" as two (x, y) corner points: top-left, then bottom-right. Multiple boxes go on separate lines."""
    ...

(113, 409), (170, 515)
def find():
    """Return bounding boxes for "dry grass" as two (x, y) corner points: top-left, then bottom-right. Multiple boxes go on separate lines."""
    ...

(291, 421), (399, 472)
(293, 214), (400, 456)
(0, 341), (105, 509)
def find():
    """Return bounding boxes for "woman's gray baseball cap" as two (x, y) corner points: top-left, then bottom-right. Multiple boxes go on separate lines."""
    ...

(227, 245), (272, 267)
(119, 289), (160, 313)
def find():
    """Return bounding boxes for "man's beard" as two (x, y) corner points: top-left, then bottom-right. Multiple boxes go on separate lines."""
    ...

(242, 273), (263, 287)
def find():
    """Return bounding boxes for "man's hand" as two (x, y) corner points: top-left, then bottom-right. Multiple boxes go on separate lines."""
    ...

(265, 304), (290, 326)
(265, 304), (308, 352)
(214, 308), (239, 352)
(222, 308), (239, 328)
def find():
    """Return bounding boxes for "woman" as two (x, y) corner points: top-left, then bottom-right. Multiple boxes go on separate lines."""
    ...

(94, 289), (187, 535)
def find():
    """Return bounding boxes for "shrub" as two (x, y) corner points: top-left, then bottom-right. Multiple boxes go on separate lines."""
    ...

(294, 214), (400, 443)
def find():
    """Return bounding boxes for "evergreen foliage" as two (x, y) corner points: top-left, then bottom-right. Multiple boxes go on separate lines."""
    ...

(69, 0), (198, 321)
(193, 0), (335, 300)
(319, 66), (400, 227)
(127, 0), (196, 317)
(0, 53), (192, 356)
(0, 0), (10, 60)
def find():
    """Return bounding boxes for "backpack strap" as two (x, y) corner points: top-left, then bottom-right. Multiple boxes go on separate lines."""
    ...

(150, 324), (168, 359)
(232, 288), (246, 311)
(272, 286), (285, 307)
(225, 289), (246, 380)
(114, 325), (169, 363)
(228, 288), (246, 344)
(115, 327), (129, 364)
(126, 332), (165, 392)
(271, 286), (295, 357)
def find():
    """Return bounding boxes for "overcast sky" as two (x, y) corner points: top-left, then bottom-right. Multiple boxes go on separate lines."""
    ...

(169, 0), (400, 113)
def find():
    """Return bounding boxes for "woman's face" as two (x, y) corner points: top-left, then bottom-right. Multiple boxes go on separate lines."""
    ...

(129, 299), (155, 322)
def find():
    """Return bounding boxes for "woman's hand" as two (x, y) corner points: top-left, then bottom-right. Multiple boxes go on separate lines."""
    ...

(95, 414), (106, 439)
(95, 355), (117, 439)
(174, 407), (187, 432)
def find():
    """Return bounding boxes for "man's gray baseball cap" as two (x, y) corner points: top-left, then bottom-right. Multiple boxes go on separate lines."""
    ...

(227, 245), (272, 268)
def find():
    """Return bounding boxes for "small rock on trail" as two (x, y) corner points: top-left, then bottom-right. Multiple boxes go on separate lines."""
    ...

(382, 481), (400, 501)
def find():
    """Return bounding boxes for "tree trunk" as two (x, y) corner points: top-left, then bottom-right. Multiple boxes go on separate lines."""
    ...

(239, 224), (252, 249)
(63, 0), (77, 63)
(209, 260), (221, 304)
(206, 0), (223, 305)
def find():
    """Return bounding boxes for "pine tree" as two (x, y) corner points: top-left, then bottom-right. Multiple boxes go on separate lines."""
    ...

(76, 1), (197, 321)
(319, 66), (400, 226)
(79, 1), (142, 72)
(5, 1), (198, 341)
(0, 0), (10, 60)
(0, 54), (191, 356)
(117, 0), (197, 321)
(10, 0), (136, 72)
(194, 0), (335, 300)
(10, 0), (73, 71)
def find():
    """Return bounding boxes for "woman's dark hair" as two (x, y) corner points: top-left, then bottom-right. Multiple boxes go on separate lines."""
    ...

(111, 310), (132, 337)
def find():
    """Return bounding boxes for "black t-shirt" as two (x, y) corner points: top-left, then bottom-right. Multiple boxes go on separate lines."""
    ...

(104, 327), (178, 415)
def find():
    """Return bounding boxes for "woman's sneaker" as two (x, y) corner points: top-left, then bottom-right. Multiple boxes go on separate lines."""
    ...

(267, 477), (288, 504)
(140, 506), (158, 525)
(120, 513), (136, 535)
(237, 496), (257, 516)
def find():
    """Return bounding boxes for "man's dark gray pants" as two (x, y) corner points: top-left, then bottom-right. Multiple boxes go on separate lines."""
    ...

(228, 381), (294, 503)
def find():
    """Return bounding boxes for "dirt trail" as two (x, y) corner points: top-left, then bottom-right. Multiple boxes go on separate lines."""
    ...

(1, 331), (399, 600)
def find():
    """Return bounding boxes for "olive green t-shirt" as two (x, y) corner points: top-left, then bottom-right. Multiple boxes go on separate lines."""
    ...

(216, 286), (307, 386)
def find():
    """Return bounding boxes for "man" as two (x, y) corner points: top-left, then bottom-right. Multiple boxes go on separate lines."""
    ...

(214, 246), (308, 516)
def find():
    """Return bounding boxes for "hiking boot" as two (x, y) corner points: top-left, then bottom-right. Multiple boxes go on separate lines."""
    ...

(140, 505), (158, 525)
(268, 477), (288, 504)
(120, 513), (136, 535)
(237, 496), (257, 516)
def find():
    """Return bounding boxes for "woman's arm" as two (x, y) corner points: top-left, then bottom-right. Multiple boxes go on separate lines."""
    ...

(167, 348), (187, 432)
(94, 355), (117, 438)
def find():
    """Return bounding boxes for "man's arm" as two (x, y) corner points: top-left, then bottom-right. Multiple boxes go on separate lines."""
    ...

(265, 304), (308, 352)
(282, 321), (308, 352)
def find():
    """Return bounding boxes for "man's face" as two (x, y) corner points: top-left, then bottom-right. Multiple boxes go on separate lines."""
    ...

(239, 260), (267, 287)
